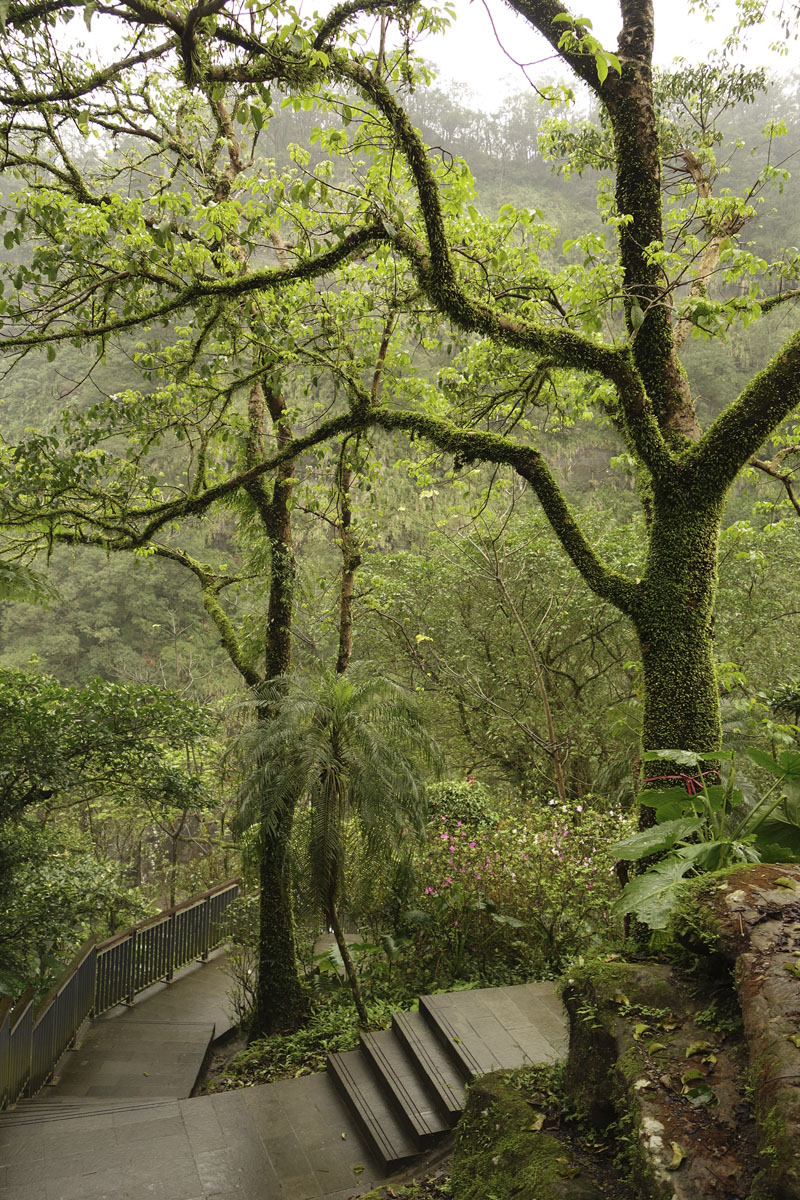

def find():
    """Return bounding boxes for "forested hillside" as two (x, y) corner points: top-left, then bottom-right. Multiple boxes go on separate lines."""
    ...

(0, 10), (799, 1172)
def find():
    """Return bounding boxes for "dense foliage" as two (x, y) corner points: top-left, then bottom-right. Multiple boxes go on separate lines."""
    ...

(0, 0), (798, 1050)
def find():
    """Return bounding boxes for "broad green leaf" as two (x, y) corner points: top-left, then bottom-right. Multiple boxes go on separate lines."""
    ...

(753, 818), (800, 862)
(703, 785), (729, 813)
(611, 818), (702, 861)
(747, 747), (787, 777)
(613, 857), (695, 929)
(778, 751), (800, 780)
(629, 302), (645, 328)
(636, 786), (691, 818)
(643, 749), (732, 767)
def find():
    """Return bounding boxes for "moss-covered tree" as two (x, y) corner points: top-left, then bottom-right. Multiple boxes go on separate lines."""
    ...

(1, 0), (799, 813)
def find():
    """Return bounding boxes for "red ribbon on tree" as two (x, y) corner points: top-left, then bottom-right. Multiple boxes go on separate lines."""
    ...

(643, 770), (719, 796)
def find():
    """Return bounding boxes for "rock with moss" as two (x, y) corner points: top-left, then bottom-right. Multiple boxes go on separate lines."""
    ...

(450, 1071), (604, 1200)
(562, 959), (758, 1199)
(674, 863), (800, 1200)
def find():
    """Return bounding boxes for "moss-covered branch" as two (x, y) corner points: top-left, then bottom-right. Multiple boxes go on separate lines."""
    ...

(368, 408), (640, 615)
(688, 329), (800, 493)
(153, 546), (262, 688)
(0, 40), (173, 107)
(1, 221), (388, 351)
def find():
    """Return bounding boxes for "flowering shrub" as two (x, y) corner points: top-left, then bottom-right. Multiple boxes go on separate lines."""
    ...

(403, 797), (633, 984)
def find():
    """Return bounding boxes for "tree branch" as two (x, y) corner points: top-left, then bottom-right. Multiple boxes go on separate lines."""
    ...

(689, 329), (800, 492)
(1, 220), (388, 350)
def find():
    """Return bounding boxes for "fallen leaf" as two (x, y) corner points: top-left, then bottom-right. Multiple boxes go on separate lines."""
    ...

(353, 1164), (364, 1175)
(667, 1142), (687, 1170)
(528, 1112), (545, 1131)
(341, 1132), (347, 1140)
(685, 1040), (713, 1058)
(775, 876), (798, 890)
(648, 1041), (667, 1054)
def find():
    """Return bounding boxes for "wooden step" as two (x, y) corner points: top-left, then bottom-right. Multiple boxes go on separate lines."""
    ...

(360, 1029), (451, 1147)
(327, 1049), (420, 1172)
(392, 1009), (467, 1124)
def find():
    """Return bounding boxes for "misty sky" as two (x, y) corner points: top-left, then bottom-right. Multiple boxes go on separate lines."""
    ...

(422, 0), (787, 108)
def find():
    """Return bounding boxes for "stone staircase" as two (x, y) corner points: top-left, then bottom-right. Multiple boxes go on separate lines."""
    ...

(327, 982), (568, 1173)
(0, 971), (568, 1199)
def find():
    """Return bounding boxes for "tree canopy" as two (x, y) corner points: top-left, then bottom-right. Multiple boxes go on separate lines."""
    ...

(2, 0), (800, 1027)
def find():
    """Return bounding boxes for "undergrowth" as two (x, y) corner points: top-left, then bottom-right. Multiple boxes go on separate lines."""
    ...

(203, 989), (411, 1091)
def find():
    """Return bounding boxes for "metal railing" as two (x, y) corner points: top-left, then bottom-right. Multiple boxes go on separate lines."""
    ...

(0, 878), (239, 1110)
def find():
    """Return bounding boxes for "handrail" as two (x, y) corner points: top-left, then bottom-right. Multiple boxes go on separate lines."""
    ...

(0, 877), (240, 1110)
(0, 998), (12, 1110)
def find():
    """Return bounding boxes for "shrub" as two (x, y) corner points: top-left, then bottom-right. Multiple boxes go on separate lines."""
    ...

(426, 779), (499, 829)
(402, 796), (632, 984)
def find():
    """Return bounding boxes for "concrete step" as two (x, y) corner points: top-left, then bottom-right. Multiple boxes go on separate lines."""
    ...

(391, 1009), (467, 1124)
(1, 1095), (177, 1125)
(419, 993), (485, 1078)
(360, 1029), (452, 1147)
(421, 984), (567, 1076)
(327, 1049), (420, 1172)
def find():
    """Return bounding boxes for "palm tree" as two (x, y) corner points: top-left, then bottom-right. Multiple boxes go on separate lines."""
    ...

(236, 668), (442, 1026)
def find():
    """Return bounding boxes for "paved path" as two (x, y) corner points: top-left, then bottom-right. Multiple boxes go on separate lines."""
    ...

(0, 960), (567, 1200)
(50, 947), (234, 1103)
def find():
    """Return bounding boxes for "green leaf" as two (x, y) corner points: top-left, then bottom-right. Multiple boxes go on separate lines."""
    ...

(0, 0), (9, 31)
(84, 1), (97, 30)
(613, 857), (695, 929)
(753, 819), (800, 862)
(596, 55), (608, 84)
(629, 302), (645, 329)
(702, 785), (729, 813)
(747, 747), (787, 777)
(778, 752), (800, 780)
(611, 818), (703, 861)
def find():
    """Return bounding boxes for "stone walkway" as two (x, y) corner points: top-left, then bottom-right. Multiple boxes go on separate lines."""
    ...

(0, 953), (567, 1200)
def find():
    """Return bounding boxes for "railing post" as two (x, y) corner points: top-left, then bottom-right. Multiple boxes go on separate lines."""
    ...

(165, 912), (176, 982)
(200, 894), (211, 961)
(125, 929), (137, 1005)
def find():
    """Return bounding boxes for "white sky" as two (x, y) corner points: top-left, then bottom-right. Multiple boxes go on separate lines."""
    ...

(421, 0), (789, 109)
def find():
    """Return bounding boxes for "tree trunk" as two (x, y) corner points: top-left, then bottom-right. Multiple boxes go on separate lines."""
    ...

(251, 803), (308, 1036)
(245, 382), (307, 1038)
(335, 457), (361, 676)
(329, 903), (370, 1028)
(635, 493), (724, 772)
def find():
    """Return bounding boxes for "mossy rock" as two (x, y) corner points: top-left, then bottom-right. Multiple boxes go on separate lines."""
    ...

(562, 960), (674, 1129)
(450, 1071), (604, 1200)
(562, 957), (760, 1200)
